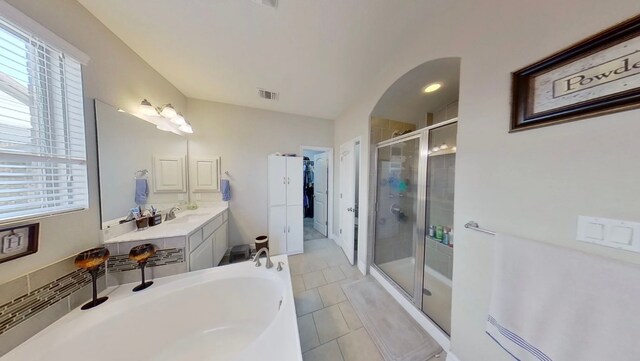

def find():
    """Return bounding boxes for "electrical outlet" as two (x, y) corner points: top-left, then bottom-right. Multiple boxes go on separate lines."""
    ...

(0, 224), (37, 262)
(2, 232), (25, 253)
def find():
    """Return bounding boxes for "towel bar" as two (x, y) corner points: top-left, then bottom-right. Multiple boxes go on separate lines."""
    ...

(464, 221), (496, 235)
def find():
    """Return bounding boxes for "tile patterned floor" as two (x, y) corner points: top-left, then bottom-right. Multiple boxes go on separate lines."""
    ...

(292, 238), (445, 361)
(304, 218), (326, 242)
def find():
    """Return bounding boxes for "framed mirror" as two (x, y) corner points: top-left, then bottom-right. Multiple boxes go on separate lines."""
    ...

(95, 100), (189, 229)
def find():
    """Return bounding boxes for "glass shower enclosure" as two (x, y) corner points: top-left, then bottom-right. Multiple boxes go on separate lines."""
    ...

(372, 120), (457, 335)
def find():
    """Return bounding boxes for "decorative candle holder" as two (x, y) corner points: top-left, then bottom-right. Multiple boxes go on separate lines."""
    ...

(74, 247), (110, 310)
(129, 243), (157, 292)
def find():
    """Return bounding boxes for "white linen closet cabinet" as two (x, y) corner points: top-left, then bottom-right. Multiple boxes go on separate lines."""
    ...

(268, 155), (303, 255)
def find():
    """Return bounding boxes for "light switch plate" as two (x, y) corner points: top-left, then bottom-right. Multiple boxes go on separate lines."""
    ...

(2, 233), (24, 253)
(577, 216), (640, 252)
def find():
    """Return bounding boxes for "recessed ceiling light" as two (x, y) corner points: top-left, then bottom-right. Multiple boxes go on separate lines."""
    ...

(423, 83), (442, 93)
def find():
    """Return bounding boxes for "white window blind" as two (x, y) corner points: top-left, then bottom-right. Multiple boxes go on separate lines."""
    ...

(0, 15), (88, 222)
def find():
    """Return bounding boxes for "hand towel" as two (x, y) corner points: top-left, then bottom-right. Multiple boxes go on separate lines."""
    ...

(221, 179), (231, 201)
(487, 234), (640, 361)
(134, 178), (148, 205)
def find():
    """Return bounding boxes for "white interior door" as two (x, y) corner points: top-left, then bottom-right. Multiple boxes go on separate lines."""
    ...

(268, 155), (287, 206)
(313, 153), (328, 236)
(286, 157), (303, 206)
(339, 142), (356, 265)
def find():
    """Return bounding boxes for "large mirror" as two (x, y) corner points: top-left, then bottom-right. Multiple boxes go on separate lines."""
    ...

(95, 100), (189, 229)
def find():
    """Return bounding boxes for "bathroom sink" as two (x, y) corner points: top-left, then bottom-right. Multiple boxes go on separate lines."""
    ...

(168, 213), (209, 224)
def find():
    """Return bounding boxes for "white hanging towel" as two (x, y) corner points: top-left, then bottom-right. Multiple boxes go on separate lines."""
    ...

(487, 234), (640, 361)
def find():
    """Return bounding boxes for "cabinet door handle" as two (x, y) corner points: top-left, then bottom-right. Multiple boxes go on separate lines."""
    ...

(283, 177), (286, 184)
(287, 177), (290, 184)
(288, 226), (291, 233)
(284, 225), (286, 234)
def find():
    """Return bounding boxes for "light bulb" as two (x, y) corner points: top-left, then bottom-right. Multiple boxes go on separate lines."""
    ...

(439, 143), (448, 150)
(432, 146), (440, 152)
(156, 123), (173, 132)
(171, 113), (186, 126)
(160, 104), (177, 118)
(452, 146), (457, 151)
(423, 83), (442, 93)
(139, 99), (157, 116)
(179, 122), (193, 134)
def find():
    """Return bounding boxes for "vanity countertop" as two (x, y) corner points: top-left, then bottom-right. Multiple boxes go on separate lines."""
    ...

(104, 205), (228, 244)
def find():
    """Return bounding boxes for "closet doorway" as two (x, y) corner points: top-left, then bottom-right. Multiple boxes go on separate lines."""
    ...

(300, 146), (333, 243)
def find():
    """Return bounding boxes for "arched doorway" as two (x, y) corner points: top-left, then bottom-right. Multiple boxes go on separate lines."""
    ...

(368, 58), (460, 337)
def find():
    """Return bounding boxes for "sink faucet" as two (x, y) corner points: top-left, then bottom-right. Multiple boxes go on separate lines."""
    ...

(165, 207), (180, 221)
(253, 248), (274, 269)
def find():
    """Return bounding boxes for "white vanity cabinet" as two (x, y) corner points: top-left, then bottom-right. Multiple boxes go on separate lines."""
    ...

(188, 210), (228, 271)
(104, 207), (229, 286)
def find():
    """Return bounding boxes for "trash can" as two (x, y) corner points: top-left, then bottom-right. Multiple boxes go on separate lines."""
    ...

(255, 235), (268, 252)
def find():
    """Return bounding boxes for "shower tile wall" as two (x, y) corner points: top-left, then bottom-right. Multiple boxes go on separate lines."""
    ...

(371, 118), (416, 143)
(422, 100), (459, 128)
(426, 153), (455, 230)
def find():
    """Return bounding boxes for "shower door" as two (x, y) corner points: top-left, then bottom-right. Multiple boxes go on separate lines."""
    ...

(373, 133), (426, 298)
(421, 122), (457, 335)
(372, 120), (457, 336)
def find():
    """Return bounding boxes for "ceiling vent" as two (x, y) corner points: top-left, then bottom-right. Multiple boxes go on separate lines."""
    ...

(252, 0), (278, 9)
(258, 88), (279, 101)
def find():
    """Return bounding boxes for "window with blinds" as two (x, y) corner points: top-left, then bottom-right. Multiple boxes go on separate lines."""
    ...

(0, 16), (87, 222)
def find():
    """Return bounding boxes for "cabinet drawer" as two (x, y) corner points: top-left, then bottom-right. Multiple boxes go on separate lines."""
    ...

(203, 215), (223, 240)
(188, 229), (203, 251)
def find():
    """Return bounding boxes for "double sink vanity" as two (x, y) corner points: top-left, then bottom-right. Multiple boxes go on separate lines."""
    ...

(103, 206), (229, 286)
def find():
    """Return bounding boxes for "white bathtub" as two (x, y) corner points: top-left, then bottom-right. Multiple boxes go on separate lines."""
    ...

(2, 254), (302, 361)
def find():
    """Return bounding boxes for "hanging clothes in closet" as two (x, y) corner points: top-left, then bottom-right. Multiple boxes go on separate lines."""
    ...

(303, 157), (314, 218)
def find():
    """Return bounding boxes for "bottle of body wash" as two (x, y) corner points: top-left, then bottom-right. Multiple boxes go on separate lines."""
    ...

(435, 226), (443, 240)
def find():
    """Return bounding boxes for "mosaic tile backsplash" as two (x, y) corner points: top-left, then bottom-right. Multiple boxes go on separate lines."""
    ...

(0, 265), (105, 337)
(107, 248), (184, 273)
(0, 247), (186, 356)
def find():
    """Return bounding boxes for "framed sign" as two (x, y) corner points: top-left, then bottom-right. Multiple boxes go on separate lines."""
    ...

(511, 14), (640, 132)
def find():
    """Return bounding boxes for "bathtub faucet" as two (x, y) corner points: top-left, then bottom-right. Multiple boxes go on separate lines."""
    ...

(253, 247), (274, 269)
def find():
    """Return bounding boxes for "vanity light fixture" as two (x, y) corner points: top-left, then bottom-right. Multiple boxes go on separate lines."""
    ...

(452, 146), (457, 151)
(439, 143), (448, 150)
(138, 99), (193, 134)
(432, 146), (440, 152)
(139, 99), (158, 116)
(156, 121), (174, 132)
(423, 83), (442, 93)
(178, 121), (193, 134)
(160, 104), (177, 118)
(171, 112), (187, 126)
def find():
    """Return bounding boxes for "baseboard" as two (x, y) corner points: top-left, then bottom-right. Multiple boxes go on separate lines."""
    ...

(369, 267), (451, 351)
(330, 233), (340, 245)
(446, 351), (461, 361)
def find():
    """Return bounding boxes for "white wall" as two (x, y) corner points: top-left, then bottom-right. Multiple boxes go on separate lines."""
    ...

(187, 98), (333, 247)
(0, 0), (187, 284)
(332, 1), (640, 360)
